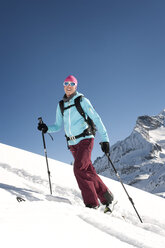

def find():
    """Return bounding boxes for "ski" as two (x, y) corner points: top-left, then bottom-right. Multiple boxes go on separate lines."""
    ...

(16, 195), (71, 204)
(104, 200), (118, 214)
(16, 196), (26, 202)
(45, 195), (71, 204)
(103, 200), (126, 221)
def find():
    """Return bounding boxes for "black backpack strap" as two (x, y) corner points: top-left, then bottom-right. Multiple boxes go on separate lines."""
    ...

(74, 96), (86, 120)
(59, 100), (64, 116)
(59, 100), (75, 116)
(75, 96), (97, 136)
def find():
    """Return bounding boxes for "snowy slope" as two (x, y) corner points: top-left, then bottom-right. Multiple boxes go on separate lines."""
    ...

(94, 110), (165, 198)
(1, 142), (165, 248)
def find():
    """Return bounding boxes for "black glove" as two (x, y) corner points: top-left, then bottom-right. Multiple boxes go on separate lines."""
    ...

(37, 123), (48, 133)
(100, 142), (110, 155)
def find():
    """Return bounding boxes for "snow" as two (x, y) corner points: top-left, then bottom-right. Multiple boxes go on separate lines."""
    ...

(1, 142), (165, 248)
(149, 126), (165, 150)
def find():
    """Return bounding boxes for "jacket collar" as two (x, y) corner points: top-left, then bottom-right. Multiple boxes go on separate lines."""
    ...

(63, 91), (77, 102)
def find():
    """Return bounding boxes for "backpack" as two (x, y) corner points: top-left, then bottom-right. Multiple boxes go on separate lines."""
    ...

(59, 95), (97, 138)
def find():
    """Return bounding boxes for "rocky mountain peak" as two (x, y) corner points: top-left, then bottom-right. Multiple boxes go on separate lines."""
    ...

(94, 109), (165, 198)
(136, 110), (165, 131)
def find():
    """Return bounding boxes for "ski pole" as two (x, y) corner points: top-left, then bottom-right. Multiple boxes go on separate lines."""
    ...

(106, 153), (143, 223)
(38, 117), (52, 195)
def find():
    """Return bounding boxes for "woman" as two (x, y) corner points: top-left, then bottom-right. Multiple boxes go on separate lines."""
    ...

(38, 75), (114, 209)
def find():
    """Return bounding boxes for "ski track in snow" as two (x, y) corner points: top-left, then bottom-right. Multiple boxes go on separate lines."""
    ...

(76, 199), (165, 248)
(1, 143), (165, 248)
(78, 211), (165, 248)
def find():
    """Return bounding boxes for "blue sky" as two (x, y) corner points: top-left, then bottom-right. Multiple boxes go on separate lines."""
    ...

(0, 0), (165, 164)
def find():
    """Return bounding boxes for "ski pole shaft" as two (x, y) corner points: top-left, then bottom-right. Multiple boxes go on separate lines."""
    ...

(106, 154), (143, 223)
(38, 117), (52, 195)
(41, 131), (52, 195)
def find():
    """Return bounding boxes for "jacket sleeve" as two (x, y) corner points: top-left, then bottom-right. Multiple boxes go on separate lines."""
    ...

(81, 97), (109, 142)
(48, 103), (63, 133)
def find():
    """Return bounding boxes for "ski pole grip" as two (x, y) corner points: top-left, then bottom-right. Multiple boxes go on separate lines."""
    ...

(38, 117), (43, 124)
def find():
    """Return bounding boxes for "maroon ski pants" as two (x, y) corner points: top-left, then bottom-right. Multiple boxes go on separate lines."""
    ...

(70, 138), (110, 206)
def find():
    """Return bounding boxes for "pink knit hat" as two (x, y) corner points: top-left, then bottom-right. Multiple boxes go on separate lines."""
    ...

(64, 75), (78, 86)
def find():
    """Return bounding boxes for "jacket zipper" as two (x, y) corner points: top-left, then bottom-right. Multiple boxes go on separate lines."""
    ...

(68, 101), (72, 137)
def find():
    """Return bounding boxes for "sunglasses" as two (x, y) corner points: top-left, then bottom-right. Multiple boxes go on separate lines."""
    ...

(63, 81), (76, 87)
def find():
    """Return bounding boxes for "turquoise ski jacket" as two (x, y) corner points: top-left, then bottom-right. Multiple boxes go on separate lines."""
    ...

(48, 92), (109, 146)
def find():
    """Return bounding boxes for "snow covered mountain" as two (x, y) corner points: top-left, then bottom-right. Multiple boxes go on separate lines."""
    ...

(94, 109), (165, 198)
(1, 142), (165, 248)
